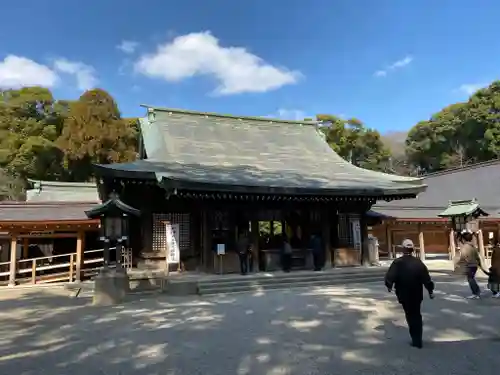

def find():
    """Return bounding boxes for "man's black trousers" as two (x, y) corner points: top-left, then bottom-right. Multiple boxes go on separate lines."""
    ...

(401, 300), (423, 346)
(238, 253), (248, 275)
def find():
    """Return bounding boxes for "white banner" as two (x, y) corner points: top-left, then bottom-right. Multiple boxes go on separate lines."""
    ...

(351, 218), (361, 250)
(165, 223), (180, 264)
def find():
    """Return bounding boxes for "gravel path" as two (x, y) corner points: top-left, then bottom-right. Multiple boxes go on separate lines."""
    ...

(0, 275), (499, 375)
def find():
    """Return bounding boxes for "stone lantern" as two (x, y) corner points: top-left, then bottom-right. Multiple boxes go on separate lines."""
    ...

(85, 192), (140, 305)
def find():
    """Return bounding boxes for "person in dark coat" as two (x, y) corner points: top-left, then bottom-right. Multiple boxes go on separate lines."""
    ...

(385, 239), (435, 349)
(310, 234), (323, 271)
(282, 235), (293, 272)
(236, 232), (250, 275)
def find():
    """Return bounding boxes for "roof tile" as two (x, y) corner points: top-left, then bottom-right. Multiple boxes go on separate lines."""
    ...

(0, 202), (98, 222)
(373, 160), (500, 218)
(98, 107), (426, 196)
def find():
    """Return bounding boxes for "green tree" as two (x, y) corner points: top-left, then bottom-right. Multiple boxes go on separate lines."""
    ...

(57, 89), (138, 181)
(0, 168), (25, 201)
(317, 114), (391, 171)
(0, 87), (67, 181)
(405, 81), (500, 173)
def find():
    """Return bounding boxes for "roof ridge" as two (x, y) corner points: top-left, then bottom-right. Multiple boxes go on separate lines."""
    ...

(27, 179), (97, 188)
(141, 105), (318, 126)
(423, 158), (500, 178)
(0, 201), (99, 206)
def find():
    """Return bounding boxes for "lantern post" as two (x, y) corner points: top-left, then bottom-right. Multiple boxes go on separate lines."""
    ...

(85, 193), (140, 305)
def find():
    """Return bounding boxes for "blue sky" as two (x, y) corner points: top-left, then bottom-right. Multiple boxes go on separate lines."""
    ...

(1, 0), (499, 132)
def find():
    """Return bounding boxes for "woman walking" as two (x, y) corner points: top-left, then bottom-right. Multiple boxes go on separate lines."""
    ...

(454, 230), (488, 299)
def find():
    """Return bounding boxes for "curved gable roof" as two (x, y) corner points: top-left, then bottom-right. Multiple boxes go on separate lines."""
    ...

(95, 106), (426, 198)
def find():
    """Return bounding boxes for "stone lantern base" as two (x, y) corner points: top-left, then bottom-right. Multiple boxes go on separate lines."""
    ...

(93, 266), (131, 306)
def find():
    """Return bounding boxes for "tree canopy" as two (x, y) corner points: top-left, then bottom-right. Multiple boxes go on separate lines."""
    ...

(405, 81), (500, 173)
(316, 114), (391, 171)
(57, 89), (138, 181)
(0, 87), (66, 181)
(0, 87), (138, 198)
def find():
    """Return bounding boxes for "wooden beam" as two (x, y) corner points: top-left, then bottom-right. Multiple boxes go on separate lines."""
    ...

(75, 230), (84, 283)
(18, 233), (82, 239)
(386, 224), (393, 259)
(8, 234), (18, 286)
(0, 219), (100, 230)
(418, 224), (425, 261)
(251, 220), (259, 271)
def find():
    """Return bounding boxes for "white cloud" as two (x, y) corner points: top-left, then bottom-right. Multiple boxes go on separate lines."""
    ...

(53, 58), (98, 90)
(389, 56), (413, 69)
(374, 55), (413, 77)
(0, 55), (59, 88)
(135, 31), (301, 95)
(117, 40), (139, 54)
(271, 108), (309, 121)
(457, 82), (487, 95)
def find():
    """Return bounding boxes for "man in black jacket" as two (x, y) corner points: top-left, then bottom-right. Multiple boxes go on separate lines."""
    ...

(237, 232), (250, 275)
(385, 239), (435, 348)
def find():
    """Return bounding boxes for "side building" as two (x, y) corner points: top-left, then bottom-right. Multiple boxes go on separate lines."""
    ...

(0, 180), (101, 285)
(371, 160), (500, 258)
(93, 106), (426, 273)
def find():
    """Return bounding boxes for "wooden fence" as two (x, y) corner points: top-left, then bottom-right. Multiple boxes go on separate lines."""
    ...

(0, 247), (131, 286)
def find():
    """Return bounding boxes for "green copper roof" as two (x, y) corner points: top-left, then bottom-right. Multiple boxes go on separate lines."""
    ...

(96, 106), (427, 197)
(437, 199), (489, 218)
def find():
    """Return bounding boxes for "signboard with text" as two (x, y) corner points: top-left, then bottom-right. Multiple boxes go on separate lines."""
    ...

(351, 219), (361, 251)
(165, 222), (180, 264)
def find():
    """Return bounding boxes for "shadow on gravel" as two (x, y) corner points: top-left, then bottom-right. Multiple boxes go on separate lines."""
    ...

(0, 275), (498, 375)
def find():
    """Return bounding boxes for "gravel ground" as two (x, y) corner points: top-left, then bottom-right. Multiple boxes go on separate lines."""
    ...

(0, 275), (499, 375)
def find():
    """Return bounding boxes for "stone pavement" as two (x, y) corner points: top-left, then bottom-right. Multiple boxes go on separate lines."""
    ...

(0, 274), (499, 375)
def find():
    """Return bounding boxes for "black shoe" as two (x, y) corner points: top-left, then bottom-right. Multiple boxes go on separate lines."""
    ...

(410, 341), (423, 349)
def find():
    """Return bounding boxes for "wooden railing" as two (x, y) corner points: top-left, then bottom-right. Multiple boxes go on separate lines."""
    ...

(0, 248), (108, 286)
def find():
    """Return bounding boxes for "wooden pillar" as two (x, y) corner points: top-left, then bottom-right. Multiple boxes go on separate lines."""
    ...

(75, 230), (84, 283)
(449, 229), (456, 260)
(360, 214), (369, 266)
(321, 209), (331, 268)
(386, 223), (393, 259)
(199, 211), (206, 270)
(331, 212), (338, 266)
(251, 219), (259, 271)
(418, 224), (425, 261)
(8, 234), (18, 287)
(205, 211), (211, 272)
(477, 229), (485, 259)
